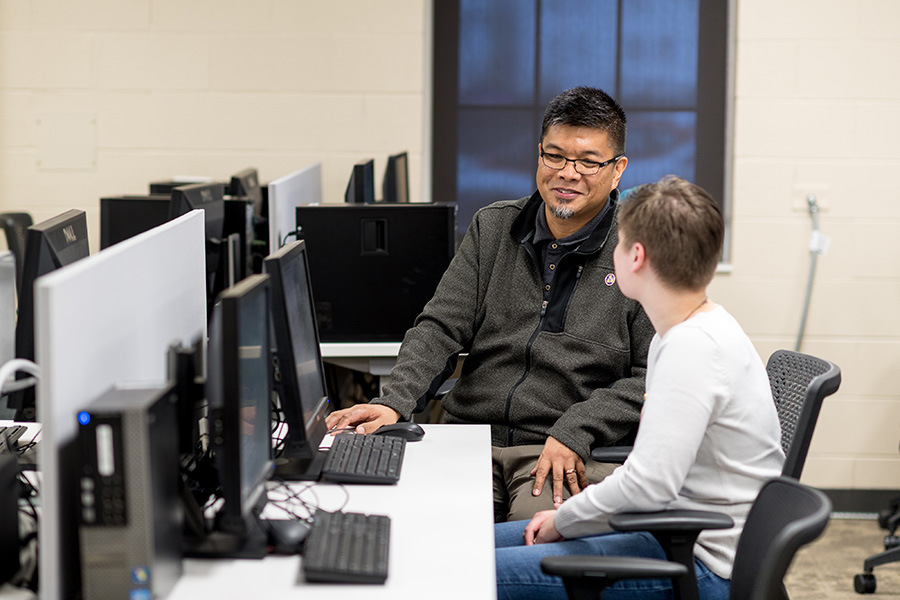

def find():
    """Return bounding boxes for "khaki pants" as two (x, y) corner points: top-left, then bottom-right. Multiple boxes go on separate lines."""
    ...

(492, 444), (618, 523)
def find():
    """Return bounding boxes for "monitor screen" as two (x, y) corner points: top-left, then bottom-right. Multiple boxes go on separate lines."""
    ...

(264, 240), (330, 480)
(12, 209), (90, 421)
(382, 151), (410, 203)
(204, 274), (272, 557)
(345, 159), (375, 204)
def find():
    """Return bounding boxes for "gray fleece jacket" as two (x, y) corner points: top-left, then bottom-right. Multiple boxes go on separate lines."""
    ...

(375, 190), (654, 460)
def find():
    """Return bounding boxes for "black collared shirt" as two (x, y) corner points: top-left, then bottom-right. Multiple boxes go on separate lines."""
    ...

(532, 200), (612, 300)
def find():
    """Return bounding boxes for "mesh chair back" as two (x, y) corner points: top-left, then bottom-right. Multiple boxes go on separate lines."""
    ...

(0, 212), (33, 291)
(730, 477), (831, 600)
(766, 350), (841, 479)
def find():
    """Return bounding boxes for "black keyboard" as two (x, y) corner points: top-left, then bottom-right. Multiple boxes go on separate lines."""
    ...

(321, 434), (406, 485)
(0, 425), (26, 454)
(302, 510), (390, 584)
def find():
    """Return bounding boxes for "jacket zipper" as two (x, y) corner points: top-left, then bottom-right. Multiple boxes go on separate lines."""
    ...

(504, 300), (547, 446)
(561, 265), (584, 324)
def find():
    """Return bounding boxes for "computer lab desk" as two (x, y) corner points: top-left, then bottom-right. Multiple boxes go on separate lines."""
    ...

(320, 342), (402, 393)
(168, 423), (497, 600)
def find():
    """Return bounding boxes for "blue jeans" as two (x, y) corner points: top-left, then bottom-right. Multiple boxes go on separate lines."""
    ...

(495, 520), (730, 600)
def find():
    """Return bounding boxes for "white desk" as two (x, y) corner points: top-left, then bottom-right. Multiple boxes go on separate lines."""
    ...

(169, 424), (497, 600)
(320, 342), (402, 395)
(320, 342), (401, 378)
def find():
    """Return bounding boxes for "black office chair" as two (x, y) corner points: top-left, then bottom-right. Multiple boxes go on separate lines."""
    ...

(541, 476), (832, 600)
(765, 349), (841, 479)
(591, 349), (842, 481)
(854, 460), (900, 592)
(0, 212), (33, 294)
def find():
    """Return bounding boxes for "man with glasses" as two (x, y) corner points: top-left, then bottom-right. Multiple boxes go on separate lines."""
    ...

(327, 87), (654, 522)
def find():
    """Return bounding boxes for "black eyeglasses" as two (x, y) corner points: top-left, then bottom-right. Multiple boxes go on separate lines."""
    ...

(540, 147), (623, 175)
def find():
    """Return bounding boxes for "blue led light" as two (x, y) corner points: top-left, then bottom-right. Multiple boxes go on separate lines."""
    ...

(77, 411), (91, 426)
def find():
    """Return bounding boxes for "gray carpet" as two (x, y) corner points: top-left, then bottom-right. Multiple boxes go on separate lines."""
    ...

(787, 517), (900, 598)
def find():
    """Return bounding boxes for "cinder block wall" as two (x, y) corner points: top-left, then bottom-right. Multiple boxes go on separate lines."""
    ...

(0, 0), (426, 246)
(711, 0), (900, 489)
(3, 0), (900, 491)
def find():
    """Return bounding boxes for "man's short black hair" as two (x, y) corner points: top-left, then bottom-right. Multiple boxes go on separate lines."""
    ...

(540, 87), (627, 155)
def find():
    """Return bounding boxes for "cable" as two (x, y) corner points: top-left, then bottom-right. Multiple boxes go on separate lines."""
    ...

(795, 194), (830, 351)
(0, 359), (40, 395)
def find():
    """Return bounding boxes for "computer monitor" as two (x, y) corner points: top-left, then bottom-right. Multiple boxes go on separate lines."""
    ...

(190, 274), (273, 558)
(381, 151), (410, 203)
(226, 168), (263, 277)
(149, 177), (213, 196)
(168, 182), (227, 304)
(228, 168), (263, 221)
(267, 163), (321, 254)
(264, 240), (330, 480)
(11, 209), (90, 421)
(99, 194), (171, 250)
(345, 159), (375, 204)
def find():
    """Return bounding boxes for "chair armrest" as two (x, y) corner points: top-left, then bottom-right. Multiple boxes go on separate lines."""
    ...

(609, 509), (734, 533)
(606, 510), (734, 600)
(589, 446), (633, 464)
(541, 554), (687, 580)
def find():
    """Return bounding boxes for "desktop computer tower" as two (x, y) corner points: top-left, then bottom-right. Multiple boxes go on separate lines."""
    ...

(99, 195), (171, 250)
(78, 386), (183, 599)
(295, 202), (457, 342)
(0, 454), (19, 585)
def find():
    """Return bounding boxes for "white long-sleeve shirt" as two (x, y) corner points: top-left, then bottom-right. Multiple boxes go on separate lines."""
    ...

(554, 305), (784, 579)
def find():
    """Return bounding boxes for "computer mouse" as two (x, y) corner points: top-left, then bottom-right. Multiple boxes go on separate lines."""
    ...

(371, 422), (426, 442)
(266, 518), (311, 555)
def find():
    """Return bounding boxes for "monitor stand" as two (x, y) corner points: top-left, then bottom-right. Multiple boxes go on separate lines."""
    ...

(273, 450), (326, 482)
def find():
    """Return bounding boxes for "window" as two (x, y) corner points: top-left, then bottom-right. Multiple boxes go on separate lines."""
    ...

(432, 0), (731, 246)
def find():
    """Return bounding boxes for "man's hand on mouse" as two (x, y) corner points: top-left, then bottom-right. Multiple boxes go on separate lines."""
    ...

(530, 436), (589, 507)
(325, 404), (402, 435)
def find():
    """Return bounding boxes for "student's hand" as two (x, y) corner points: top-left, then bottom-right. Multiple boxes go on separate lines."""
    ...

(524, 509), (563, 545)
(531, 436), (589, 506)
(324, 404), (402, 435)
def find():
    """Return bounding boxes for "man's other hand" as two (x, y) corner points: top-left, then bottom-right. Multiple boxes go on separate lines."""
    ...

(530, 436), (589, 506)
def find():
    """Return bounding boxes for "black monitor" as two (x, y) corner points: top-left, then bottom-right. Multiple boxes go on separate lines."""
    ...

(381, 151), (409, 203)
(189, 274), (273, 558)
(344, 159), (375, 204)
(12, 209), (90, 421)
(168, 182), (227, 305)
(228, 168), (263, 221)
(149, 178), (211, 196)
(99, 194), (171, 250)
(264, 240), (330, 480)
(225, 168), (265, 281)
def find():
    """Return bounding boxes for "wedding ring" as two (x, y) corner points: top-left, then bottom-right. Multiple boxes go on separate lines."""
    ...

(565, 468), (576, 475)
